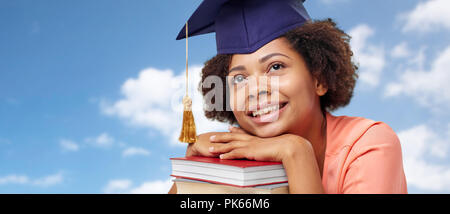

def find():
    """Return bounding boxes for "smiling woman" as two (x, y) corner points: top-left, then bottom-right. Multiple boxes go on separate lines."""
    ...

(170, 0), (407, 194)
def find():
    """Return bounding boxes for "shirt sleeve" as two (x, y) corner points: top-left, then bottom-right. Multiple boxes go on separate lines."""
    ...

(342, 122), (408, 194)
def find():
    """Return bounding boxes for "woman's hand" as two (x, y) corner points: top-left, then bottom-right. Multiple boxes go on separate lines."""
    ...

(208, 126), (311, 163)
(185, 132), (220, 157)
(185, 126), (255, 158)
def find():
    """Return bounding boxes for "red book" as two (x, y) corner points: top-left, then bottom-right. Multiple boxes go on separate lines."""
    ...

(170, 156), (287, 187)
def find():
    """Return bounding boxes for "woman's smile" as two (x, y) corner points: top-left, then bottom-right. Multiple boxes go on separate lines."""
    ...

(246, 101), (289, 124)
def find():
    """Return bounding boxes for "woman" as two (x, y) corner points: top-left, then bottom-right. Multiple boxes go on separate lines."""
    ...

(170, 0), (407, 194)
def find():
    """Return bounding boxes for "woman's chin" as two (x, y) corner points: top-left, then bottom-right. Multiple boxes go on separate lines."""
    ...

(243, 120), (287, 138)
(260, 124), (286, 137)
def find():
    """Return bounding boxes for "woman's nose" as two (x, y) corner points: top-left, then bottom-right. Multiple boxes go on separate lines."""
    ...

(249, 89), (270, 100)
(248, 76), (270, 99)
(259, 90), (268, 96)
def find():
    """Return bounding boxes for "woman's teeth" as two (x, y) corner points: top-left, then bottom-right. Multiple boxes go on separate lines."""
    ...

(252, 105), (280, 117)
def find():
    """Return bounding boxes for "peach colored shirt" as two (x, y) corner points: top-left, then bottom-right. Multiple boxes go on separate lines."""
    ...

(322, 112), (407, 193)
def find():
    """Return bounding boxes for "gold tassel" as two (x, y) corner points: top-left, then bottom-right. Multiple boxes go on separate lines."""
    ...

(178, 21), (197, 143)
(179, 95), (197, 143)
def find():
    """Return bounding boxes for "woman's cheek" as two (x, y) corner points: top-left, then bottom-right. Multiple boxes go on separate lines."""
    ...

(277, 75), (301, 98)
(279, 74), (316, 115)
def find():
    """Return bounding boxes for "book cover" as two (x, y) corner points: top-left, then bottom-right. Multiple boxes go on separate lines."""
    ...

(170, 156), (282, 168)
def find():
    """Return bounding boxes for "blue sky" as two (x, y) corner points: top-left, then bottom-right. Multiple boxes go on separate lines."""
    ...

(1, 0), (449, 193)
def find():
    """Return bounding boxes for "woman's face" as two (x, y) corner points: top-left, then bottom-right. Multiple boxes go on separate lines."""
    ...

(227, 37), (325, 138)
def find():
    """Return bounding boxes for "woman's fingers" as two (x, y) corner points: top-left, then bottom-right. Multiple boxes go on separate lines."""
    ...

(189, 132), (228, 158)
(209, 141), (245, 154)
(210, 132), (253, 143)
(220, 148), (253, 160)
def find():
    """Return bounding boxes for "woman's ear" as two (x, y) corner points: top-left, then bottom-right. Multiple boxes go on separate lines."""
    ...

(314, 78), (328, 96)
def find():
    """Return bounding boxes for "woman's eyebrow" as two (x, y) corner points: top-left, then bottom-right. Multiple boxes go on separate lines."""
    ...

(228, 65), (246, 74)
(259, 53), (291, 63)
(228, 53), (290, 74)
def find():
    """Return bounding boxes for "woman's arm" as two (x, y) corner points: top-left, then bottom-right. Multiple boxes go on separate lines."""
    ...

(282, 139), (323, 194)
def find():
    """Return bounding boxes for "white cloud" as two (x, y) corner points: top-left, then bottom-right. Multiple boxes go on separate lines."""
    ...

(0, 175), (29, 185)
(391, 42), (411, 58)
(101, 68), (182, 136)
(398, 124), (450, 192)
(32, 172), (64, 187)
(85, 132), (115, 148)
(349, 24), (385, 87)
(59, 139), (79, 152)
(122, 147), (150, 157)
(400, 0), (450, 33)
(103, 179), (133, 194)
(128, 179), (173, 194)
(103, 178), (172, 194)
(0, 172), (63, 187)
(407, 46), (427, 70)
(101, 66), (228, 146)
(384, 45), (450, 111)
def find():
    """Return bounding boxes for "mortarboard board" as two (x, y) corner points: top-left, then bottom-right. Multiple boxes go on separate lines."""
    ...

(176, 0), (310, 54)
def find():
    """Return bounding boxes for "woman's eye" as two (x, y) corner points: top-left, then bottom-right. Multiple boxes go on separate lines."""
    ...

(269, 63), (283, 73)
(232, 74), (246, 84)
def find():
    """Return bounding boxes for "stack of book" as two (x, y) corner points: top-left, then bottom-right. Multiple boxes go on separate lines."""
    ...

(170, 156), (289, 194)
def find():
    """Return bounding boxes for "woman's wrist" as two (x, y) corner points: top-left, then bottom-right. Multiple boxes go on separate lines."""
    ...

(185, 143), (197, 157)
(280, 134), (313, 163)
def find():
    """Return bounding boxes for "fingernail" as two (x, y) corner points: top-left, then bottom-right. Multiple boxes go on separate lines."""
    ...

(209, 147), (214, 152)
(219, 154), (224, 159)
(210, 135), (216, 141)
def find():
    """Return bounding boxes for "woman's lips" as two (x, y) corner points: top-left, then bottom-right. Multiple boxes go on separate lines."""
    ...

(247, 102), (288, 124)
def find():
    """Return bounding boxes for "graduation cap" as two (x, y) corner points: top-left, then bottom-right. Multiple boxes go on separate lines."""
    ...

(176, 0), (311, 54)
